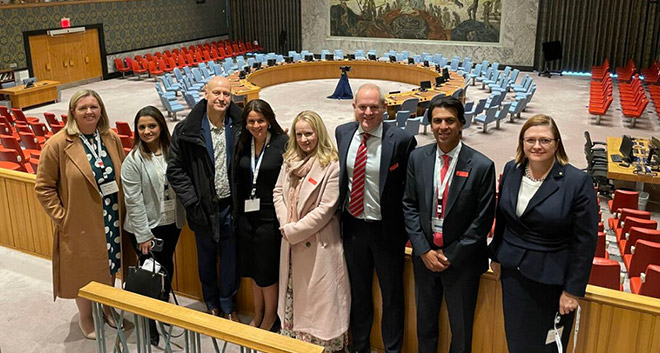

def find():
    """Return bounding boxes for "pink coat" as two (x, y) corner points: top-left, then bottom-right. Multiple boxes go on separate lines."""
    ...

(273, 159), (350, 340)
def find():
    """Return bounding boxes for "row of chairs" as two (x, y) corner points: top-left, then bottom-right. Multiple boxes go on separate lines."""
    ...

(588, 72), (613, 124)
(589, 191), (660, 299)
(619, 75), (649, 127)
(591, 58), (611, 81)
(114, 39), (262, 79)
(641, 60), (660, 84)
(616, 59), (637, 82)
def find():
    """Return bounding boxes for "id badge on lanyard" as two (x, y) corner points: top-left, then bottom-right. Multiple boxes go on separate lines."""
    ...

(245, 133), (270, 212)
(432, 187), (444, 247)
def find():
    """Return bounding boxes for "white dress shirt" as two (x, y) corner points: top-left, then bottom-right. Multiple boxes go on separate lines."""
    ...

(346, 123), (383, 220)
(433, 141), (462, 215)
(516, 175), (542, 217)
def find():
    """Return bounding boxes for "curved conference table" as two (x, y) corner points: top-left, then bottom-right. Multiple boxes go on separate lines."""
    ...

(230, 60), (466, 116)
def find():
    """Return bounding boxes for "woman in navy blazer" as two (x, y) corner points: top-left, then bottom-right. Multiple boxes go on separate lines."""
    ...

(490, 115), (598, 352)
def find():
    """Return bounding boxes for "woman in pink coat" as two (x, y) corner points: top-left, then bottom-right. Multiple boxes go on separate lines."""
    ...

(273, 110), (350, 352)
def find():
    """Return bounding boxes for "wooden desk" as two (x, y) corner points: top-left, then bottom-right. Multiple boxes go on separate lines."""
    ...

(231, 61), (464, 115)
(0, 80), (60, 109)
(606, 136), (660, 188)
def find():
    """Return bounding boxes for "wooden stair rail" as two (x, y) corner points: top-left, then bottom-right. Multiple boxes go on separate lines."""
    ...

(79, 281), (323, 353)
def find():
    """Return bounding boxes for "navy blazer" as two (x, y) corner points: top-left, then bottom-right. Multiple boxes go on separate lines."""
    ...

(336, 122), (416, 244)
(403, 143), (496, 275)
(490, 160), (598, 297)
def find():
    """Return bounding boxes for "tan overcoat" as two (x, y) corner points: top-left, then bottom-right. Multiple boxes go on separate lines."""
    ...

(273, 159), (350, 340)
(34, 129), (135, 299)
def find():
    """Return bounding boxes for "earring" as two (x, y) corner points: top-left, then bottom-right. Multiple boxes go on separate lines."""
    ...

(268, 124), (271, 129)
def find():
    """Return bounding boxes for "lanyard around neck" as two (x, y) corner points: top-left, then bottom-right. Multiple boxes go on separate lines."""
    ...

(250, 132), (271, 197)
(80, 130), (103, 167)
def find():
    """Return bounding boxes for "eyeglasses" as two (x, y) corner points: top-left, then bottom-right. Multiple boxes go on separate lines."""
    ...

(523, 138), (557, 146)
(356, 105), (382, 112)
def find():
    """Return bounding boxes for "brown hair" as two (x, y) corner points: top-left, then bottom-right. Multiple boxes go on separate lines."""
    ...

(132, 106), (171, 159)
(515, 114), (569, 165)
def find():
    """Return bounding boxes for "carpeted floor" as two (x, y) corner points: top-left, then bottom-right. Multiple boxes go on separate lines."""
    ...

(3, 70), (659, 352)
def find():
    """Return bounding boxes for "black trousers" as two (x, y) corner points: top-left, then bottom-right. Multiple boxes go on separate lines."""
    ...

(500, 267), (575, 353)
(412, 255), (481, 353)
(342, 214), (404, 353)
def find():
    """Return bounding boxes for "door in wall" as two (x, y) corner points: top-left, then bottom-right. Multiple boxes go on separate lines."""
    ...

(28, 28), (103, 84)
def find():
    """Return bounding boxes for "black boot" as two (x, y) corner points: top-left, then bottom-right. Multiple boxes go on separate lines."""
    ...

(149, 319), (159, 346)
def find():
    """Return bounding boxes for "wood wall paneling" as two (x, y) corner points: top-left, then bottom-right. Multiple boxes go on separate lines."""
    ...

(29, 29), (102, 84)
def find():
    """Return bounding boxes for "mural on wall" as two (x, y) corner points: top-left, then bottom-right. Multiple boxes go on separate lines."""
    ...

(330, 0), (501, 42)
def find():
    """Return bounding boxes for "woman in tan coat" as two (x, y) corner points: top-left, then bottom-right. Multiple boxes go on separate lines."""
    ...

(35, 89), (133, 340)
(273, 110), (350, 352)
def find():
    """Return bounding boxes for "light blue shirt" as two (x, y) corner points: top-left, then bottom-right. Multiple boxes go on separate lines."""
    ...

(346, 123), (383, 220)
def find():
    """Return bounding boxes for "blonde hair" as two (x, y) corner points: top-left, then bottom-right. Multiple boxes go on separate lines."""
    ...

(284, 110), (338, 167)
(65, 89), (110, 135)
(515, 114), (569, 165)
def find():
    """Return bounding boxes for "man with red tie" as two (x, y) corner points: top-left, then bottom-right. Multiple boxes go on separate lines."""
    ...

(402, 96), (496, 353)
(336, 83), (416, 353)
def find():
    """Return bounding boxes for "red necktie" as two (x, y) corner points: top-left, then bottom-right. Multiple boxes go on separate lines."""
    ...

(433, 154), (451, 247)
(349, 132), (370, 217)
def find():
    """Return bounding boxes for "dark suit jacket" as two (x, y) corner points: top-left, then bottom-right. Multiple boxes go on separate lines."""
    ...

(336, 122), (417, 244)
(403, 143), (496, 275)
(490, 160), (598, 297)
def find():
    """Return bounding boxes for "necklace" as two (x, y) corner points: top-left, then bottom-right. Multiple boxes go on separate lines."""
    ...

(525, 164), (546, 182)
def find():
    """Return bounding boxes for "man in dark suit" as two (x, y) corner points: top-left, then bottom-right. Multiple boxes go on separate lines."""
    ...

(402, 96), (496, 353)
(336, 83), (417, 353)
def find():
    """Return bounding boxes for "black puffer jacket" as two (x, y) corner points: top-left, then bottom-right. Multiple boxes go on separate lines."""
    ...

(167, 99), (242, 241)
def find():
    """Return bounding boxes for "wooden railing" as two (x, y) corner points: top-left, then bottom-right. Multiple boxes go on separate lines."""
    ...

(3, 167), (660, 352)
(0, 0), (147, 10)
(79, 281), (324, 353)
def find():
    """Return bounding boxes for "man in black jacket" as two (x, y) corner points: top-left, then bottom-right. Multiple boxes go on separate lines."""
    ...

(167, 76), (242, 321)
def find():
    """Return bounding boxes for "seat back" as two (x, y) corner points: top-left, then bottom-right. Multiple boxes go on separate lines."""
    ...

(11, 108), (29, 123)
(610, 189), (639, 213)
(400, 98), (419, 116)
(119, 135), (133, 149)
(596, 231), (607, 257)
(589, 257), (621, 290)
(404, 117), (422, 135)
(495, 103), (512, 121)
(624, 227), (660, 254)
(395, 110), (410, 128)
(19, 132), (41, 150)
(29, 122), (49, 137)
(629, 240), (660, 277)
(114, 58), (127, 70)
(622, 217), (657, 240)
(43, 112), (61, 127)
(0, 134), (28, 162)
(116, 121), (133, 137)
(639, 264), (660, 298)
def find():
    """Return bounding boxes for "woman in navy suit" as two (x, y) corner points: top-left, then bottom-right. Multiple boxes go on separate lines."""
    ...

(490, 115), (598, 352)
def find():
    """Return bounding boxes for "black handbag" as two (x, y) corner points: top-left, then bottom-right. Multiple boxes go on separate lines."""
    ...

(123, 257), (168, 301)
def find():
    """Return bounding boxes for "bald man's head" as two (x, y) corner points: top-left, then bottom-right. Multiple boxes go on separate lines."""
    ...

(205, 76), (232, 116)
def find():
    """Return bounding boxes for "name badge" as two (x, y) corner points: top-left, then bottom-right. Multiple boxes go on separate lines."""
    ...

(245, 198), (260, 212)
(161, 199), (175, 212)
(432, 217), (443, 233)
(99, 180), (119, 196)
(545, 326), (563, 344)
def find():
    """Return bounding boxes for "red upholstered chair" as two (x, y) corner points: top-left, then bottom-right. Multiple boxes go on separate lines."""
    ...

(595, 232), (607, 258)
(29, 121), (52, 140)
(0, 106), (14, 124)
(11, 108), (40, 124)
(116, 121), (134, 139)
(51, 124), (63, 134)
(608, 190), (639, 214)
(623, 239), (660, 277)
(19, 132), (42, 156)
(43, 112), (64, 131)
(28, 158), (39, 173)
(130, 59), (147, 80)
(608, 208), (650, 231)
(114, 58), (131, 78)
(219, 47), (228, 59)
(0, 147), (29, 173)
(120, 135), (133, 155)
(147, 60), (164, 81)
(61, 114), (67, 124)
(195, 51), (204, 64)
(1, 134), (32, 164)
(589, 257), (622, 291)
(616, 216), (656, 243)
(630, 265), (660, 299)
(0, 121), (18, 141)
(620, 227), (660, 255)
(158, 58), (173, 73)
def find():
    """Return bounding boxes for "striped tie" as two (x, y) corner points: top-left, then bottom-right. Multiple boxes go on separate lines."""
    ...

(349, 132), (370, 217)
